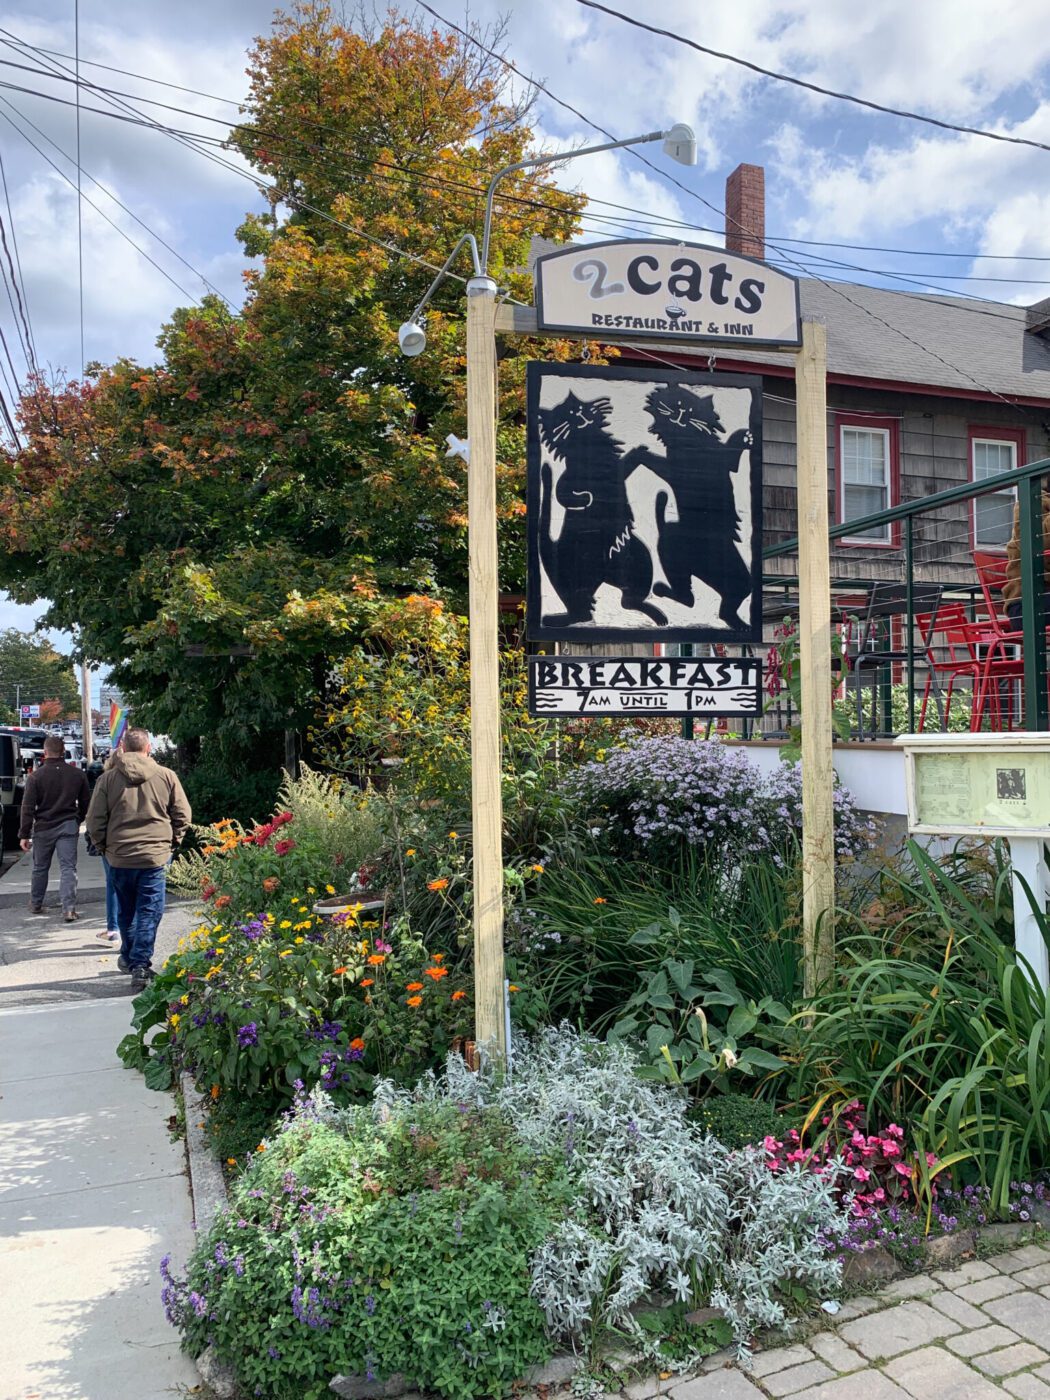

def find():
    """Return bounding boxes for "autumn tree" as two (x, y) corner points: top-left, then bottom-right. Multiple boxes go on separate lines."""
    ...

(0, 3), (582, 789)
(0, 630), (81, 719)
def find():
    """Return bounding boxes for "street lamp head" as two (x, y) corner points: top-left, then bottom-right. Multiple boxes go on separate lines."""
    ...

(662, 123), (697, 167)
(397, 320), (427, 357)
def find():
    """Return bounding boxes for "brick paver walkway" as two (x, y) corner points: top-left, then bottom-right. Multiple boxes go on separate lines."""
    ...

(608, 1242), (1050, 1400)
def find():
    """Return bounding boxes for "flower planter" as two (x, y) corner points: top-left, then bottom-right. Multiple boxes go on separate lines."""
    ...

(312, 892), (387, 918)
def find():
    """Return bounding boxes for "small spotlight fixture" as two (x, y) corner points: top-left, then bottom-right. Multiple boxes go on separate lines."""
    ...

(398, 320), (427, 357)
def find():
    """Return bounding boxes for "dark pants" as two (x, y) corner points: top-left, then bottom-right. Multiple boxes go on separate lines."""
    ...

(1007, 595), (1050, 629)
(110, 864), (167, 970)
(102, 856), (119, 933)
(30, 819), (79, 912)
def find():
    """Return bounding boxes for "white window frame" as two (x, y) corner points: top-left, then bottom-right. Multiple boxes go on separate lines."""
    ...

(971, 435), (1018, 552)
(839, 424), (893, 544)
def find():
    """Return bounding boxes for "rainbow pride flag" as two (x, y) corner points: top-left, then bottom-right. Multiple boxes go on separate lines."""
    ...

(109, 702), (128, 748)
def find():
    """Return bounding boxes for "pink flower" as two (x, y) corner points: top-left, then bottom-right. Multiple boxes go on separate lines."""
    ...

(884, 1124), (904, 1139)
(925, 1152), (938, 1166)
(893, 1162), (913, 1178)
(853, 1166), (871, 1183)
(374, 939), (392, 953)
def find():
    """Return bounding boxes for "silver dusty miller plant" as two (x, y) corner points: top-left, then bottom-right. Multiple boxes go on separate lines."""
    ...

(376, 1026), (850, 1351)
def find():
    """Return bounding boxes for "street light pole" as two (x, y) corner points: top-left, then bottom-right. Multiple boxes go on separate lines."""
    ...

(400, 123), (696, 1064)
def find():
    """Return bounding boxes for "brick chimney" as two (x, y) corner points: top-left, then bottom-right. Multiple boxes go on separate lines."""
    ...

(725, 163), (765, 260)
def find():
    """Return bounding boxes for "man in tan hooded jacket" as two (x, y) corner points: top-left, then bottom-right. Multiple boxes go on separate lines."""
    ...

(86, 728), (191, 991)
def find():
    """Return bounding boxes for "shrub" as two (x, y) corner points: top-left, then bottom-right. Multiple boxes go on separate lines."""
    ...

(118, 904), (471, 1101)
(689, 1095), (794, 1151)
(165, 1094), (565, 1399)
(788, 841), (1050, 1207)
(169, 765), (382, 923)
(566, 737), (876, 868)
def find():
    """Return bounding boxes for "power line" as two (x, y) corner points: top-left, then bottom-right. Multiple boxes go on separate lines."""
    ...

(574, 0), (1050, 158)
(74, 0), (83, 374)
(9, 33), (1050, 270)
(2, 96), (235, 308)
(0, 101), (204, 308)
(0, 146), (34, 368)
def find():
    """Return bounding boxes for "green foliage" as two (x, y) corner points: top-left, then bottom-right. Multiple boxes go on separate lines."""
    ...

(0, 629), (81, 718)
(174, 746), (282, 830)
(167, 1103), (562, 1398)
(520, 846), (804, 1031)
(789, 840), (1050, 1208)
(119, 903), (471, 1106)
(766, 617), (851, 757)
(168, 765), (383, 922)
(610, 957), (788, 1096)
(688, 1094), (795, 1151)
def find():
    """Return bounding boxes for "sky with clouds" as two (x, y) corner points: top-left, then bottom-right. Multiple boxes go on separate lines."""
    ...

(1, 0), (1049, 690)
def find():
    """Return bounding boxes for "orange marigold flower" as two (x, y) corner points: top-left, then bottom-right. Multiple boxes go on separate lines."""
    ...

(424, 966), (449, 980)
(262, 876), (279, 894)
(214, 895), (231, 910)
(332, 966), (348, 975)
(508, 984), (521, 992)
(367, 953), (386, 966)
(360, 978), (374, 987)
(427, 878), (449, 892)
(531, 863), (545, 874)
(349, 1037), (365, 1052)
(406, 981), (424, 992)
(210, 1084), (221, 1100)
(451, 989), (467, 1002)
(256, 1142), (266, 1152)
(406, 994), (423, 1007)
(431, 952), (445, 963)
(593, 897), (607, 905)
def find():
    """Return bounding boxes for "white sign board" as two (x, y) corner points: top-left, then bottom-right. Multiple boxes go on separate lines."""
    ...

(535, 240), (801, 348)
(897, 732), (1050, 837)
(22, 704), (39, 719)
(897, 732), (1050, 989)
(529, 656), (762, 717)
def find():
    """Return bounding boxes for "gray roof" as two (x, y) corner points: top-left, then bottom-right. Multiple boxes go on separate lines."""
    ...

(711, 279), (1050, 403)
(527, 237), (1050, 402)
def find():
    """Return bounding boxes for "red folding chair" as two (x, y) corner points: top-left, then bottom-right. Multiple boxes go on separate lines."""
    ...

(916, 604), (981, 731)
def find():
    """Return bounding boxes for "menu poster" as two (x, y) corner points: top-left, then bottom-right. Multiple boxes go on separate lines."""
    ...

(912, 750), (1050, 833)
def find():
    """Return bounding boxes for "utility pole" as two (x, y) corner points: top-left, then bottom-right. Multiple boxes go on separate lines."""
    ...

(80, 662), (93, 764)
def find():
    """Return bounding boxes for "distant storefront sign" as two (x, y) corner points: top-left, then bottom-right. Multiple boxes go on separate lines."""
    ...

(534, 240), (801, 348)
(528, 655), (762, 717)
(21, 705), (39, 719)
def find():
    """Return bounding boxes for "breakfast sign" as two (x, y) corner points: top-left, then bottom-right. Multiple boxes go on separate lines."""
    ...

(534, 239), (802, 348)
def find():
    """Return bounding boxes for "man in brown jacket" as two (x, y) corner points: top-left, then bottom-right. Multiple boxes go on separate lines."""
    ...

(19, 734), (90, 919)
(86, 728), (191, 991)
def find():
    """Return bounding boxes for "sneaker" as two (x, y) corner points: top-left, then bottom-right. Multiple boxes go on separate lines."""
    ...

(130, 966), (155, 992)
(96, 930), (119, 943)
(117, 955), (131, 973)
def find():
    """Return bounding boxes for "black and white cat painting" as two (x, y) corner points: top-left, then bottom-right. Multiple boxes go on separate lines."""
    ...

(526, 363), (762, 643)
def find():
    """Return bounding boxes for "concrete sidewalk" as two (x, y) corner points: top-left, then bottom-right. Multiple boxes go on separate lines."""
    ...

(0, 998), (200, 1400)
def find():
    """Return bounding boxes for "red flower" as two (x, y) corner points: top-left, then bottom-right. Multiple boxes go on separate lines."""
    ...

(201, 883), (216, 900)
(253, 823), (275, 847)
(272, 811), (294, 828)
(274, 839), (296, 857)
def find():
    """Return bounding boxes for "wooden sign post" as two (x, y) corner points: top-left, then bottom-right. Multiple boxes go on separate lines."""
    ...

(794, 321), (835, 996)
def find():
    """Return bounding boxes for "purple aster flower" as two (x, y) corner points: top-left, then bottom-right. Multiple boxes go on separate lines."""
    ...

(237, 1023), (258, 1048)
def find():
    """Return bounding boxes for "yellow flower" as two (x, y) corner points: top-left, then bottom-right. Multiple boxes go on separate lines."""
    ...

(406, 848), (416, 857)
(218, 933), (230, 944)
(179, 994), (189, 1006)
(227, 1157), (237, 1166)
(294, 937), (305, 945)
(307, 887), (316, 895)
(531, 863), (545, 874)
(279, 920), (292, 930)
(245, 955), (253, 965)
(279, 949), (293, 958)
(448, 831), (458, 840)
(169, 1013), (180, 1028)
(325, 884), (335, 895)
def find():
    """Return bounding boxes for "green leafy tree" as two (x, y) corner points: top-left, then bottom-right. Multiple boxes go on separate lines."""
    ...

(0, 3), (583, 779)
(0, 630), (81, 719)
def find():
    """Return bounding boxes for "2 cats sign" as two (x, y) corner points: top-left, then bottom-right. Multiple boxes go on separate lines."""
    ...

(526, 363), (762, 644)
(534, 240), (800, 348)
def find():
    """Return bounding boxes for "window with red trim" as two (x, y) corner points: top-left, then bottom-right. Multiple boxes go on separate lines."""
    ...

(836, 415), (899, 546)
(970, 426), (1026, 552)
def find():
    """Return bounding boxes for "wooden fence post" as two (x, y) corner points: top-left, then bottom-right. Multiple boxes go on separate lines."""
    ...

(795, 319), (835, 995)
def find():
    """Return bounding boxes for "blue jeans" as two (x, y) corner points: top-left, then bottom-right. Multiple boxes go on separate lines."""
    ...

(110, 865), (167, 970)
(102, 856), (118, 933)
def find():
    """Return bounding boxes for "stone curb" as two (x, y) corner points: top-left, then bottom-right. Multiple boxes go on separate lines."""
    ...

(179, 1073), (243, 1400)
